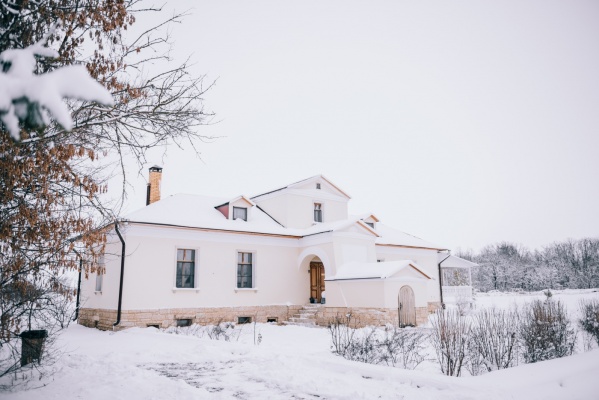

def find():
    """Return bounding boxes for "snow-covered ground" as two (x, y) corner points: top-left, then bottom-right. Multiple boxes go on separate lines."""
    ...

(4, 290), (599, 399)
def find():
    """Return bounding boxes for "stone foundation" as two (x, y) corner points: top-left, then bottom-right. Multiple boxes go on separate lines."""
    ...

(79, 305), (303, 331)
(314, 305), (430, 327)
(428, 301), (442, 313)
(79, 302), (439, 331)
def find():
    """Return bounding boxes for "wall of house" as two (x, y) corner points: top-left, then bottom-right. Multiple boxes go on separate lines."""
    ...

(78, 224), (441, 330)
(254, 190), (348, 229)
(79, 232), (122, 312)
(332, 232), (377, 277)
(79, 223), (307, 321)
(375, 246), (442, 304)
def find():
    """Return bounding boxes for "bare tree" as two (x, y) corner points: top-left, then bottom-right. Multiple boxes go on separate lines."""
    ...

(0, 0), (212, 378)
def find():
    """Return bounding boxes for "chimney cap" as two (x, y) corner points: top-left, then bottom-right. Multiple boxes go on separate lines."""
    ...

(149, 165), (163, 172)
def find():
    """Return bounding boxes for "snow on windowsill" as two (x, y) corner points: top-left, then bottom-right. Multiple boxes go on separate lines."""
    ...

(234, 288), (258, 293)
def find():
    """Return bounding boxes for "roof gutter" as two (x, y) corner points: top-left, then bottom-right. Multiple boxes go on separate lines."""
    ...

(113, 221), (126, 328)
(438, 251), (451, 309)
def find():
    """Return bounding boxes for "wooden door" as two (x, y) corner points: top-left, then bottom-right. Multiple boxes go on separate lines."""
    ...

(398, 285), (416, 327)
(310, 262), (325, 302)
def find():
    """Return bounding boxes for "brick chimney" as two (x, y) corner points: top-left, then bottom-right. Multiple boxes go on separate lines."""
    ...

(146, 166), (163, 205)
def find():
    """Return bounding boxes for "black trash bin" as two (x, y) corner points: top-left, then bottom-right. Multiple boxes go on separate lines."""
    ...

(20, 330), (48, 367)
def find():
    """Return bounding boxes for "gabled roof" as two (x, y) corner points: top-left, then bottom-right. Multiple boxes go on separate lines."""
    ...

(360, 214), (380, 222)
(251, 174), (351, 200)
(440, 255), (478, 269)
(215, 195), (255, 208)
(328, 260), (432, 281)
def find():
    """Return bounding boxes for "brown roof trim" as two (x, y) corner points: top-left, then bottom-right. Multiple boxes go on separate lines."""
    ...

(376, 243), (448, 251)
(251, 175), (351, 200)
(409, 263), (432, 279)
(126, 221), (301, 239)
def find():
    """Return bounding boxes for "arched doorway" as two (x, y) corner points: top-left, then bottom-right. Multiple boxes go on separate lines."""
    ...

(309, 259), (325, 303)
(398, 285), (416, 327)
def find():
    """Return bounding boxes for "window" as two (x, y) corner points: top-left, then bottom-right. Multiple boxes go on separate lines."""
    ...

(95, 273), (103, 292)
(238, 316), (252, 324)
(176, 249), (196, 288)
(316, 183), (321, 189)
(233, 206), (247, 221)
(365, 222), (375, 229)
(314, 203), (323, 222)
(237, 252), (253, 288)
(95, 254), (104, 292)
(267, 317), (278, 323)
(176, 319), (192, 327)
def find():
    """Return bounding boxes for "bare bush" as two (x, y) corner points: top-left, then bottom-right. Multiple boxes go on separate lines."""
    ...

(519, 299), (576, 363)
(466, 308), (519, 375)
(164, 322), (241, 342)
(328, 313), (359, 357)
(378, 326), (429, 369)
(328, 314), (428, 368)
(430, 309), (470, 377)
(328, 313), (379, 363)
(578, 298), (599, 347)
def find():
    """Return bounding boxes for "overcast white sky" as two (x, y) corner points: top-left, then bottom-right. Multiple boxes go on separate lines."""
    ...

(121, 1), (599, 252)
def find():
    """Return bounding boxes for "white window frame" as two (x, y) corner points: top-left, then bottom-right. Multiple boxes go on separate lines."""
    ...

(314, 202), (323, 223)
(174, 248), (198, 290)
(235, 250), (257, 291)
(232, 206), (248, 221)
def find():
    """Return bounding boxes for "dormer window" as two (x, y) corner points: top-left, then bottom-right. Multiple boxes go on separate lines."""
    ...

(365, 222), (375, 229)
(233, 207), (247, 221)
(314, 203), (323, 222)
(316, 183), (321, 189)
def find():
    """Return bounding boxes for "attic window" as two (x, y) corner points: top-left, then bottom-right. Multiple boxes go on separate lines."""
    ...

(233, 207), (247, 221)
(365, 222), (375, 229)
(316, 183), (321, 189)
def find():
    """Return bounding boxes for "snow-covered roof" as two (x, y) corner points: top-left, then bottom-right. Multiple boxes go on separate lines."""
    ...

(251, 174), (351, 200)
(329, 260), (431, 280)
(374, 222), (445, 250)
(122, 184), (446, 250)
(124, 194), (290, 236)
(440, 255), (478, 269)
(124, 194), (368, 238)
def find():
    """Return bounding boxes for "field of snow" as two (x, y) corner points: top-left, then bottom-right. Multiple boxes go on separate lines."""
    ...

(4, 290), (599, 400)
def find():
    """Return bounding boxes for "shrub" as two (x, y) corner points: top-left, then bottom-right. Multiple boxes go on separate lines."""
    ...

(519, 299), (576, 363)
(328, 315), (428, 369)
(430, 309), (470, 376)
(578, 298), (599, 347)
(466, 308), (519, 375)
(164, 321), (241, 342)
(328, 313), (359, 357)
(378, 326), (428, 369)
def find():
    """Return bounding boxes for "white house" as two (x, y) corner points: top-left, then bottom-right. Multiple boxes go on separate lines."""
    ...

(79, 170), (471, 330)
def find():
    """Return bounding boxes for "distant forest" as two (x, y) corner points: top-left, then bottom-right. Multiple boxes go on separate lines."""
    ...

(455, 238), (599, 292)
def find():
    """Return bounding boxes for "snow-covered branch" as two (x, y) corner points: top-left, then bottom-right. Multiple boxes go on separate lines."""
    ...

(0, 40), (113, 140)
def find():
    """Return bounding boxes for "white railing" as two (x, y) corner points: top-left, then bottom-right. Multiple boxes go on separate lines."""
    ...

(442, 285), (473, 301)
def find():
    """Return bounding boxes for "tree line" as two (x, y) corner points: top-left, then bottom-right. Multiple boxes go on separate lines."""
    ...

(456, 238), (599, 292)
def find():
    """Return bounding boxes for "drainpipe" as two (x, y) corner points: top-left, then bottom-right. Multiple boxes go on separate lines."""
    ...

(438, 251), (451, 309)
(72, 250), (83, 322)
(113, 221), (126, 328)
